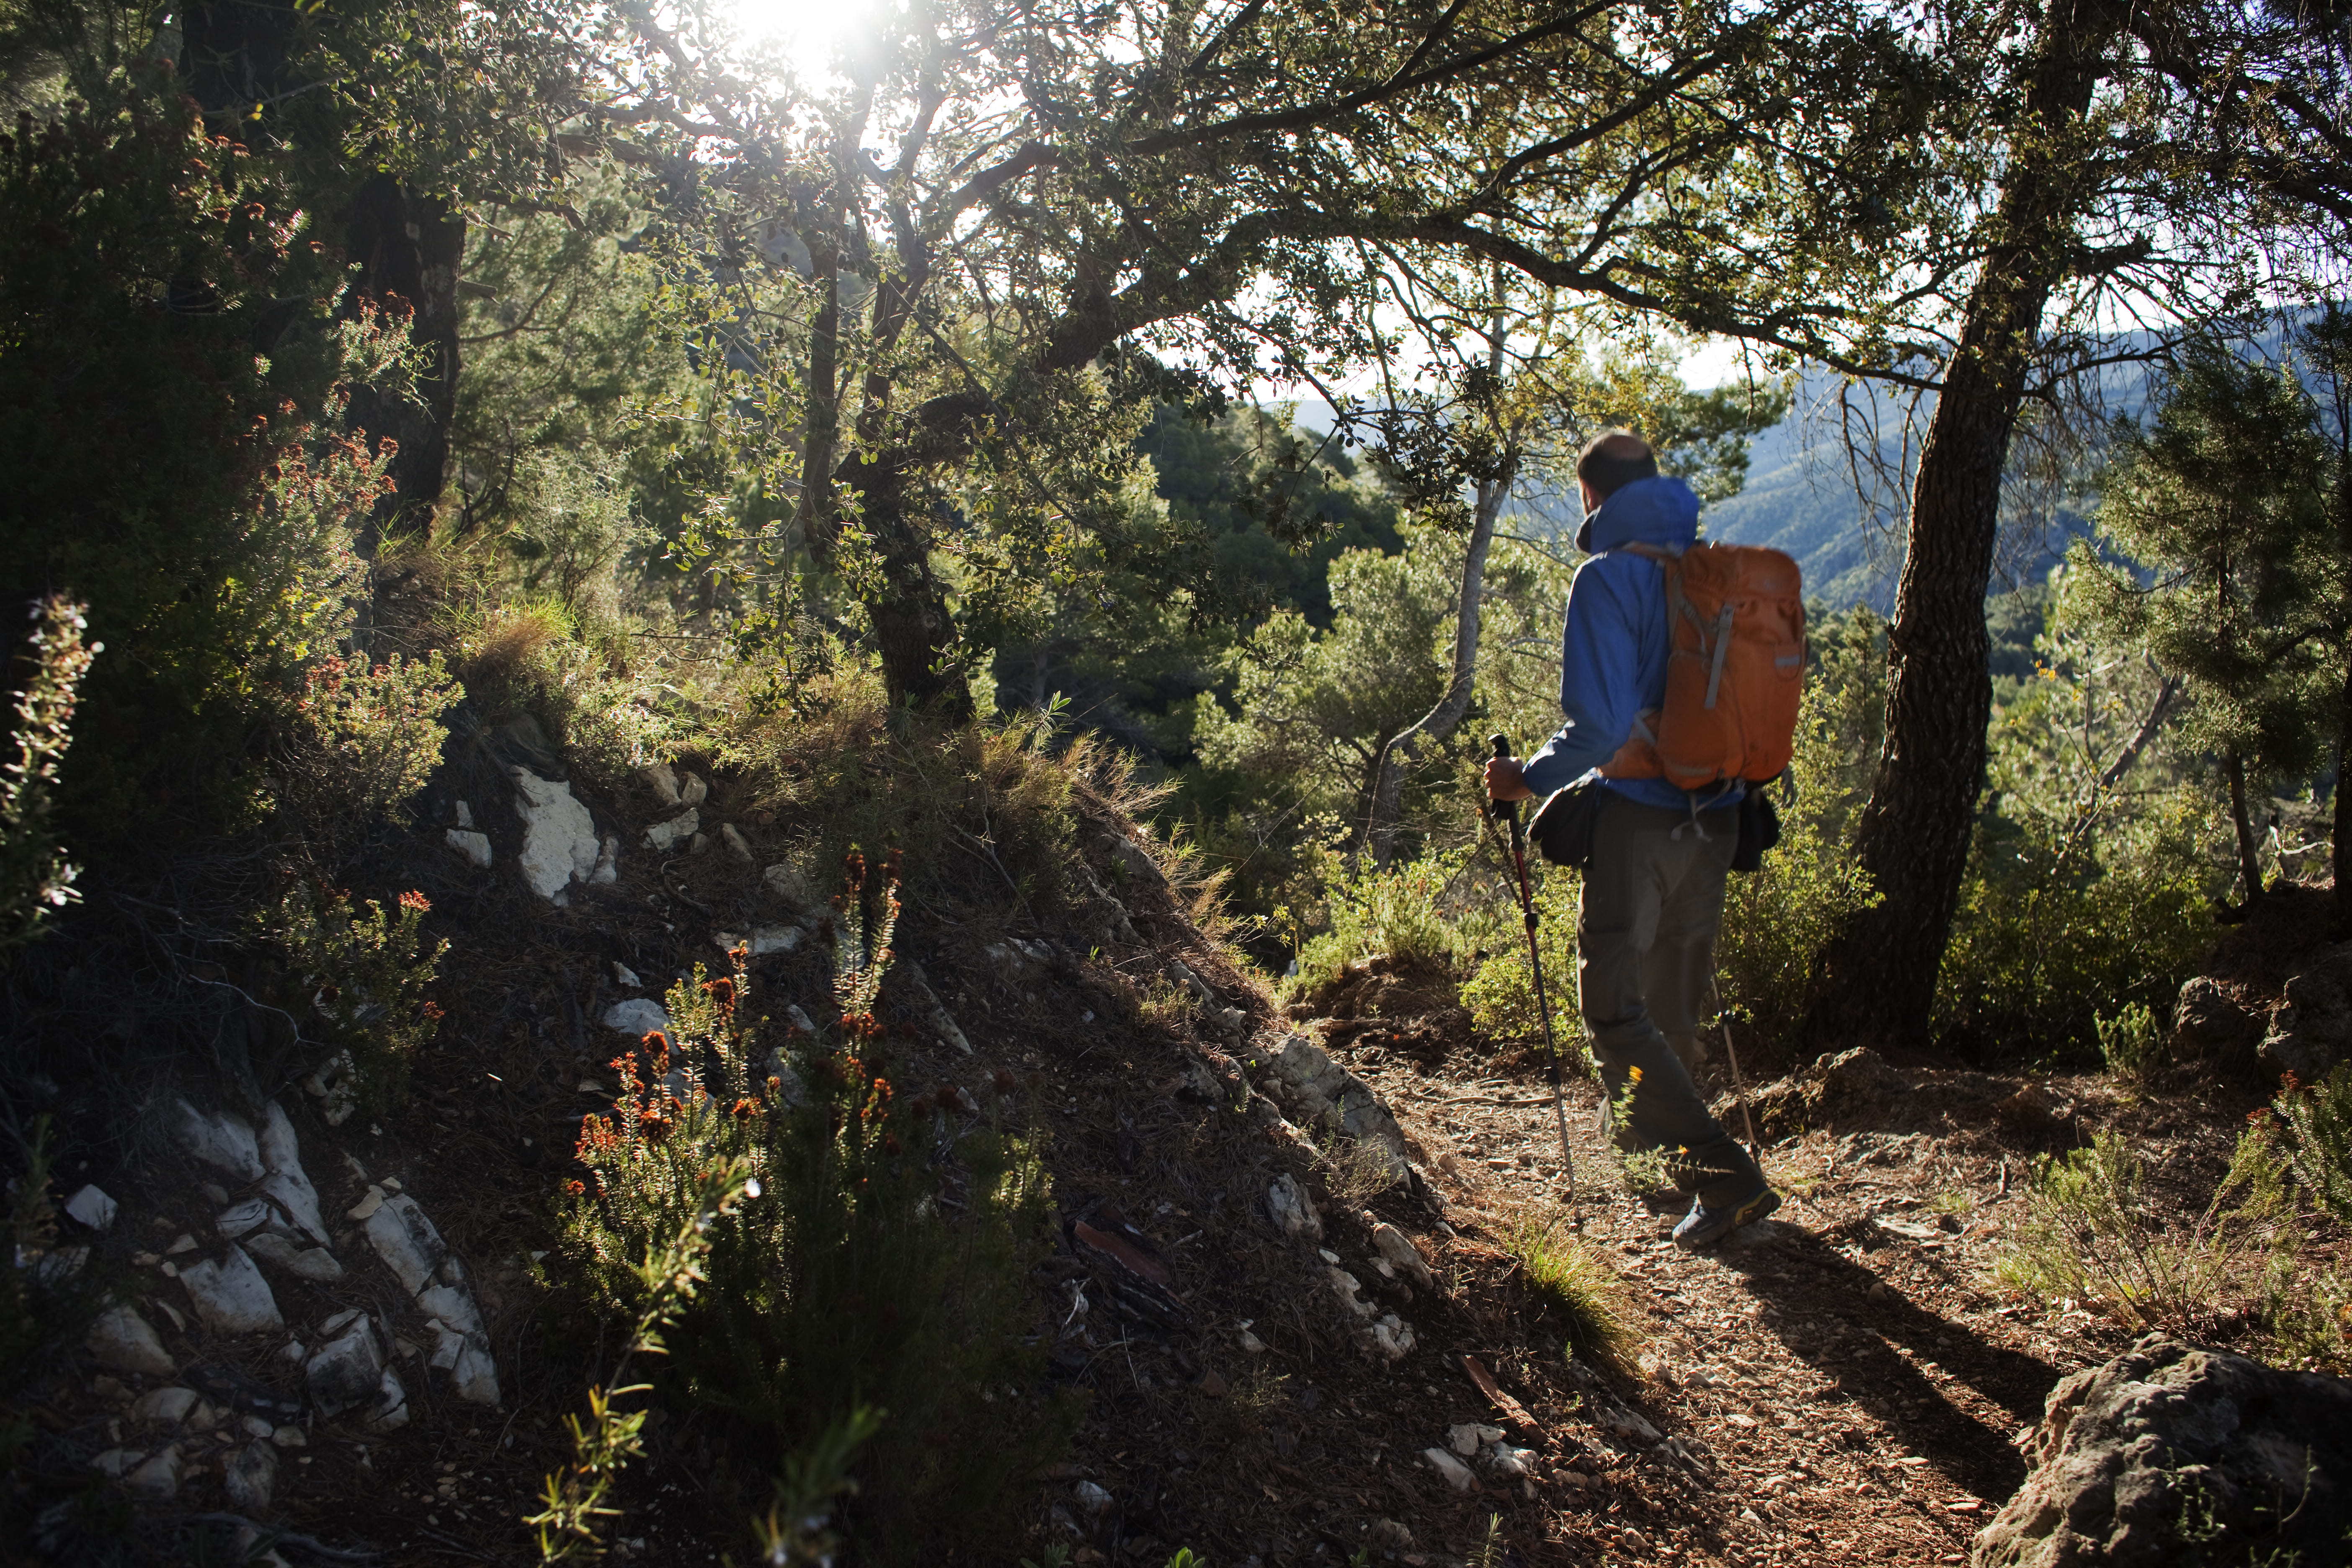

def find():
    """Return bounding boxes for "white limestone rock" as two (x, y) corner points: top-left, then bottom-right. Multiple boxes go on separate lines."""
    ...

(178, 1246), (284, 1335)
(762, 861), (818, 910)
(677, 769), (708, 806)
(721, 822), (754, 861)
(171, 1100), (263, 1182)
(445, 828), (493, 867)
(244, 1232), (346, 1282)
(224, 1440), (277, 1510)
(1366, 1313), (1416, 1362)
(63, 1184), (117, 1232)
(1422, 1446), (1475, 1492)
(88, 1305), (175, 1377)
(130, 1386), (199, 1429)
(1371, 1222), (1438, 1291)
(510, 766), (601, 903)
(216, 1198), (271, 1239)
(640, 762), (682, 806)
(362, 1194), (446, 1295)
(124, 1446), (184, 1500)
(304, 1315), (384, 1419)
(645, 808), (699, 852)
(591, 834), (620, 884)
(1266, 1173), (1323, 1241)
(602, 998), (672, 1039)
(365, 1366), (410, 1431)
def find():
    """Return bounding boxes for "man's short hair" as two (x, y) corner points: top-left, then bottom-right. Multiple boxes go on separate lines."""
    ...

(1576, 431), (1658, 501)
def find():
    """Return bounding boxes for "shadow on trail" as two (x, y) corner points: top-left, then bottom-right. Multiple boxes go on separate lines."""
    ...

(1712, 1218), (2061, 1502)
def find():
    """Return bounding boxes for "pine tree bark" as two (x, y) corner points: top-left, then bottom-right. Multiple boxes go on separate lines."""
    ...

(2224, 747), (2265, 908)
(1806, 3), (2120, 1047)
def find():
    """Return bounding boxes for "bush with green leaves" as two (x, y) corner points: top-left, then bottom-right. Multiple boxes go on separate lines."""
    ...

(560, 861), (1072, 1563)
(2274, 1063), (2352, 1228)
(1284, 842), (1493, 1001)
(266, 885), (448, 1111)
(2095, 1001), (2168, 1083)
(1996, 1126), (2292, 1332)
(1930, 583), (2218, 1061)
(0, 598), (96, 953)
(277, 648), (464, 846)
(1460, 865), (1582, 1057)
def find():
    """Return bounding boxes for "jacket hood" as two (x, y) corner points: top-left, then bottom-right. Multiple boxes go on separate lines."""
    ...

(1575, 475), (1702, 554)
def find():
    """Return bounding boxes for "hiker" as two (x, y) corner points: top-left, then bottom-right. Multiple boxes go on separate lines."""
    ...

(1484, 430), (1781, 1250)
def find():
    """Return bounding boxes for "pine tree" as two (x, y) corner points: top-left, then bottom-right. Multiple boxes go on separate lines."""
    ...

(2071, 347), (2337, 910)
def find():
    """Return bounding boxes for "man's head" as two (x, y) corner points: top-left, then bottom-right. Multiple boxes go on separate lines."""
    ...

(1575, 430), (1658, 515)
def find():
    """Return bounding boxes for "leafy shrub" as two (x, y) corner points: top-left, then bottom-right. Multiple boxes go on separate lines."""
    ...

(2273, 1064), (2352, 1227)
(560, 863), (1072, 1563)
(1937, 596), (2218, 1060)
(2095, 1001), (2167, 1083)
(1502, 1207), (1645, 1378)
(0, 598), (97, 952)
(1286, 844), (1485, 1001)
(278, 650), (462, 843)
(1996, 1127), (2291, 1331)
(1460, 867), (1585, 1063)
(0, 93), (410, 846)
(267, 886), (448, 1111)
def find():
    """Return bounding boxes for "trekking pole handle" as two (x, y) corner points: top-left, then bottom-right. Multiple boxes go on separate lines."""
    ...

(1488, 733), (1516, 827)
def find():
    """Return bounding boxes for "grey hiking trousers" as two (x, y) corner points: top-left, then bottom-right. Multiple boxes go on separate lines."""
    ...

(1576, 790), (1765, 1209)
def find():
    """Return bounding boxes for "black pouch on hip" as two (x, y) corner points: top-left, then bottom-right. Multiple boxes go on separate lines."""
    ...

(1729, 782), (1783, 873)
(1527, 780), (1607, 870)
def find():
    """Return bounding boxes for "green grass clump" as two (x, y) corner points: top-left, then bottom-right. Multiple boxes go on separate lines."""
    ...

(1504, 1209), (1645, 1379)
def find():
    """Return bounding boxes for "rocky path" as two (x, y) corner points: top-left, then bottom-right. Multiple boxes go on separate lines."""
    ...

(1344, 1044), (2104, 1566)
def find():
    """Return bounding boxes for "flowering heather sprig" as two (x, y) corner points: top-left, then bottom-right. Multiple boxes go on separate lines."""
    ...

(2, 596), (98, 952)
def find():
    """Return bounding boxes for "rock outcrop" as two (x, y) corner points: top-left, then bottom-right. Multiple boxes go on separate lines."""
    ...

(1974, 1333), (2352, 1567)
(2262, 943), (2352, 1084)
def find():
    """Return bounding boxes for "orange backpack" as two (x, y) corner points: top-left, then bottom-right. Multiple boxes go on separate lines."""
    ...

(1598, 541), (1805, 787)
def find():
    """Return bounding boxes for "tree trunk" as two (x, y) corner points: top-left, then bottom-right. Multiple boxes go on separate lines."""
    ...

(1805, 4), (2118, 1049)
(340, 175), (465, 536)
(838, 456), (972, 717)
(2337, 662), (2350, 935)
(2225, 746), (2266, 908)
(1368, 461), (1511, 865)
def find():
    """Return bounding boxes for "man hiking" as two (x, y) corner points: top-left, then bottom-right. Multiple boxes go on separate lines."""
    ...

(1485, 430), (1781, 1250)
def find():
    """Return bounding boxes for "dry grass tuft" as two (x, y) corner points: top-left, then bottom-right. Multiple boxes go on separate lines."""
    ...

(1503, 1207), (1646, 1380)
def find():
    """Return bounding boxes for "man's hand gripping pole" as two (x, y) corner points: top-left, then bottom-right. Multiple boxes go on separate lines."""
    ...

(1486, 734), (1576, 1213)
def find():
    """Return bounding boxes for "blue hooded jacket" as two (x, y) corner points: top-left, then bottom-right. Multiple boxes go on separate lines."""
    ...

(1518, 475), (1743, 813)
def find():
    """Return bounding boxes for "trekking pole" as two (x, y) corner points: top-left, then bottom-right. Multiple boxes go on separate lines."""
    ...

(1712, 975), (1762, 1164)
(1485, 734), (1575, 1212)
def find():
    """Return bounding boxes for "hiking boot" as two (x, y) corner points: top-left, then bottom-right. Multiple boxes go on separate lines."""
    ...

(1671, 1187), (1781, 1251)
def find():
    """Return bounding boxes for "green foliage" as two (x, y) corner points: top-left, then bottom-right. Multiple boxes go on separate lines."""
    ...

(1996, 1127), (2292, 1333)
(2071, 346), (2342, 895)
(1285, 844), (1484, 1001)
(560, 869), (1071, 1563)
(2095, 1002), (2167, 1083)
(1133, 403), (1407, 629)
(2274, 1064), (2352, 1230)
(1461, 868), (1582, 1057)
(0, 598), (95, 952)
(277, 649), (463, 843)
(531, 1158), (759, 1561)
(0, 85), (404, 842)
(266, 885), (448, 1111)
(1938, 593), (2218, 1061)
(1503, 1208), (1646, 1379)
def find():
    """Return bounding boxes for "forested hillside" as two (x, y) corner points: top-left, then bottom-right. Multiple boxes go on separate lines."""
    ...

(4, 2), (2352, 1566)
